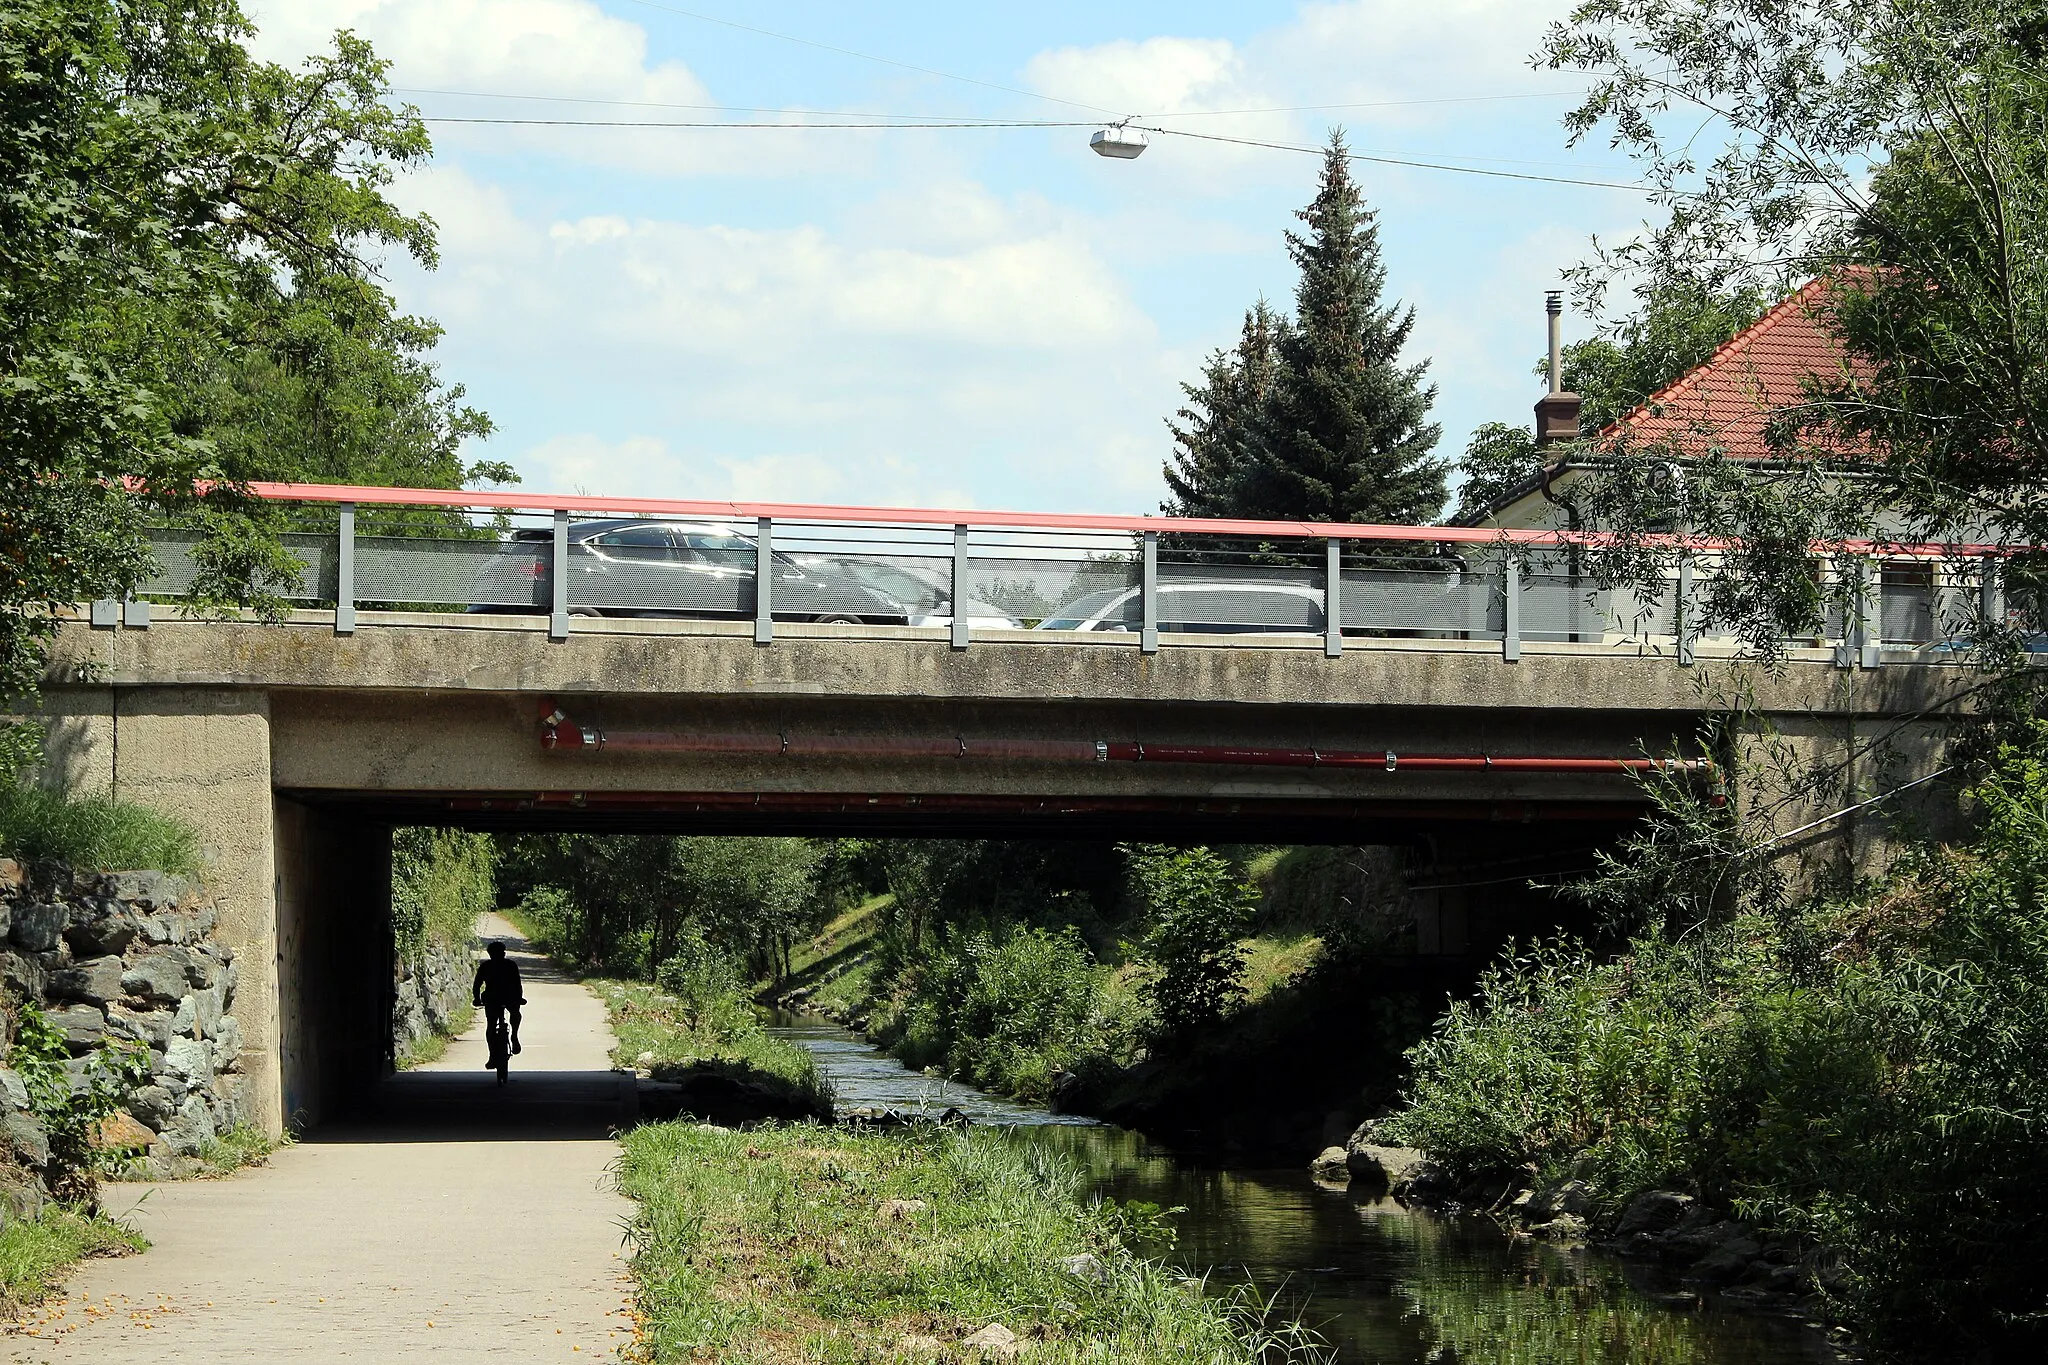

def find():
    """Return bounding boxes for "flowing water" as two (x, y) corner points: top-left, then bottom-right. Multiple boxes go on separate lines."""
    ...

(766, 1012), (1842, 1365)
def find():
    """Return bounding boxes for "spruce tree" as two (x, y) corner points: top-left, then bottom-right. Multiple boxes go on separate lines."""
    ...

(1161, 301), (1280, 518)
(1239, 133), (1445, 525)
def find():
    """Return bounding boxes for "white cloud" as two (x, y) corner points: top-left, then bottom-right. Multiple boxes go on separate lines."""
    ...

(243, 0), (867, 177)
(384, 167), (1174, 510)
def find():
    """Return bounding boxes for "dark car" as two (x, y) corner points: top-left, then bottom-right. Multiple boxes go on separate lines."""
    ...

(468, 519), (910, 623)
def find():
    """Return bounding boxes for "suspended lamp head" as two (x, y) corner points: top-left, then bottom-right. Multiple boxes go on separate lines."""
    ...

(1089, 124), (1148, 159)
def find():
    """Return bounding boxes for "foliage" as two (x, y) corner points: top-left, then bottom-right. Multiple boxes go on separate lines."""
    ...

(1161, 132), (1444, 527)
(1164, 302), (1283, 519)
(886, 925), (1120, 1101)
(1452, 422), (1546, 523)
(1531, 0), (2048, 644)
(1124, 845), (1259, 1039)
(1384, 732), (2048, 1359)
(617, 1120), (1328, 1364)
(390, 827), (494, 958)
(653, 928), (753, 1038)
(1560, 280), (1772, 436)
(597, 978), (831, 1118)
(11, 1001), (149, 1203)
(499, 834), (823, 978)
(0, 0), (498, 734)
(0, 783), (199, 876)
(0, 1205), (143, 1316)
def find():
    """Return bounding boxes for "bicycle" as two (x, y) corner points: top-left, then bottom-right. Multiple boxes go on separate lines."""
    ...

(485, 1011), (511, 1085)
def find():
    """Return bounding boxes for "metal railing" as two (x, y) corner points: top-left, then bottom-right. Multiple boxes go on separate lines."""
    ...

(92, 480), (2015, 667)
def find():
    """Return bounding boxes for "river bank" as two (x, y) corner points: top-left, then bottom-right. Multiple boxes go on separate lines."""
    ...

(756, 1010), (1846, 1365)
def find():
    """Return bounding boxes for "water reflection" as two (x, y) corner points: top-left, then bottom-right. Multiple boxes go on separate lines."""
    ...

(768, 1014), (1836, 1365)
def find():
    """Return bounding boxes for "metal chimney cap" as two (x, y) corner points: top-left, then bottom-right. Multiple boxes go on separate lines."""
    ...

(1545, 289), (1564, 315)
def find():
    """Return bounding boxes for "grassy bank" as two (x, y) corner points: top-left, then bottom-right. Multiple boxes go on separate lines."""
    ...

(0, 1206), (144, 1315)
(596, 979), (832, 1117)
(617, 1121), (1323, 1364)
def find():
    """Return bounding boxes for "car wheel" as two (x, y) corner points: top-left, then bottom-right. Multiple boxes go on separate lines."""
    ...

(569, 607), (603, 617)
(811, 613), (863, 625)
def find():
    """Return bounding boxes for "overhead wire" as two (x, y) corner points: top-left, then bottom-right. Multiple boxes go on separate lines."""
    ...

(615, 0), (1122, 117)
(1132, 123), (1651, 192)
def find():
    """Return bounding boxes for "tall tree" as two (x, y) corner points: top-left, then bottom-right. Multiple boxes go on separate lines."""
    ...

(0, 0), (497, 751)
(1160, 302), (1280, 518)
(1237, 133), (1446, 526)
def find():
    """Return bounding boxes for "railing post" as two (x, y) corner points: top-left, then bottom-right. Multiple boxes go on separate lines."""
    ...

(951, 524), (970, 651)
(1140, 530), (1159, 655)
(90, 599), (119, 629)
(1675, 552), (1694, 668)
(1981, 554), (2004, 638)
(754, 515), (774, 645)
(1324, 538), (1343, 658)
(121, 597), (149, 628)
(1502, 556), (1521, 663)
(335, 501), (356, 636)
(1860, 558), (1882, 668)
(549, 509), (570, 641)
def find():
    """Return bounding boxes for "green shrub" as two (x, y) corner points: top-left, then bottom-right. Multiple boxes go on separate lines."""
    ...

(1384, 731), (2048, 1359)
(11, 1001), (150, 1203)
(1123, 844), (1257, 1038)
(654, 929), (754, 1039)
(0, 784), (199, 875)
(390, 826), (494, 956)
(511, 884), (579, 961)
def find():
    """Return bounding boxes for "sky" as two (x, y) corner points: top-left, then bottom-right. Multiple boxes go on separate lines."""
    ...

(245, 0), (1649, 517)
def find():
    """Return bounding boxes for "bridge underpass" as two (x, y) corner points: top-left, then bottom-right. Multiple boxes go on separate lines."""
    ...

(35, 603), (1974, 1143)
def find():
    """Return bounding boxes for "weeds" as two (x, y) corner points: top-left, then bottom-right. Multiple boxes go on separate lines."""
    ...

(597, 980), (832, 1117)
(616, 1121), (1328, 1364)
(0, 785), (199, 876)
(0, 1205), (144, 1315)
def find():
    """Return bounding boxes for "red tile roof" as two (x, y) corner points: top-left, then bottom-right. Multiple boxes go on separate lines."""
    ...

(1601, 276), (1869, 460)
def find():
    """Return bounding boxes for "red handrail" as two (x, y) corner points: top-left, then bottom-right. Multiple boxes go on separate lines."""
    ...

(237, 479), (2015, 559)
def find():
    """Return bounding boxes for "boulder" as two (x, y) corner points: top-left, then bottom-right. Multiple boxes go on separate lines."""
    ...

(0, 1070), (28, 1111)
(91, 1110), (160, 1154)
(1059, 1253), (1108, 1285)
(122, 953), (194, 1006)
(1389, 1159), (1457, 1204)
(0, 950), (43, 1000)
(160, 1091), (218, 1156)
(3, 1111), (49, 1168)
(1690, 1234), (1765, 1284)
(1346, 1143), (1430, 1191)
(105, 1004), (178, 1050)
(1533, 1214), (1589, 1241)
(48, 955), (125, 1005)
(212, 1015), (242, 1068)
(1515, 1177), (1593, 1223)
(961, 1323), (1021, 1359)
(63, 902), (138, 958)
(11, 903), (65, 953)
(161, 1036), (212, 1082)
(45, 1003), (107, 1053)
(0, 858), (23, 894)
(1615, 1191), (1695, 1238)
(126, 1084), (176, 1129)
(1309, 1146), (1352, 1182)
(107, 870), (190, 912)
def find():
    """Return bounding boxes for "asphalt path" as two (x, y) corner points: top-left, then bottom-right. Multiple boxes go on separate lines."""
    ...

(8, 914), (636, 1363)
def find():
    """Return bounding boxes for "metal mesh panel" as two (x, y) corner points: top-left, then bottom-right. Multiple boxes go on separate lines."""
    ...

(1880, 576), (1935, 643)
(1341, 567), (1499, 636)
(568, 542), (748, 614)
(139, 529), (331, 600)
(359, 536), (532, 608)
(973, 556), (1141, 628)
(776, 551), (960, 619)
(1521, 575), (1613, 642)
(1157, 564), (1322, 632)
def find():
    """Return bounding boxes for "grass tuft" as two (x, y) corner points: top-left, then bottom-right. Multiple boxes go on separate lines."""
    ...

(0, 1205), (145, 1314)
(616, 1121), (1327, 1364)
(0, 785), (200, 876)
(597, 979), (832, 1117)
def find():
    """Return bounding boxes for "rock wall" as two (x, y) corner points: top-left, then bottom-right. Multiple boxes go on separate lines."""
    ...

(0, 860), (246, 1180)
(391, 934), (473, 1063)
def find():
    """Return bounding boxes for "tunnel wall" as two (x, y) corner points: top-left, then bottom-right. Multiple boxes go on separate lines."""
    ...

(275, 800), (391, 1130)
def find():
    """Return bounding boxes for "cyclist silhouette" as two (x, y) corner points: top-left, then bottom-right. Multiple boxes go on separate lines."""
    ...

(472, 941), (524, 1058)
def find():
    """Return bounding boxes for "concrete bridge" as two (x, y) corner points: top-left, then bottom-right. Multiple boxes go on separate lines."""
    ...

(36, 485), (1987, 1138)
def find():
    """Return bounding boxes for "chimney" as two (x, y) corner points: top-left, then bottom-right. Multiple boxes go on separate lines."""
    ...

(1534, 290), (1582, 446)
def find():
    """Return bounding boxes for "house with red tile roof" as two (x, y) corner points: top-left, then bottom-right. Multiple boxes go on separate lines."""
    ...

(1459, 276), (1870, 531)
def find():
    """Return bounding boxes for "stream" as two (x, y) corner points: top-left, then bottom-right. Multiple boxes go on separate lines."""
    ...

(766, 1012), (1842, 1365)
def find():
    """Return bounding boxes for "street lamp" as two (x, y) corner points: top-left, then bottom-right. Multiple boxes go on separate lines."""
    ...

(1089, 123), (1148, 159)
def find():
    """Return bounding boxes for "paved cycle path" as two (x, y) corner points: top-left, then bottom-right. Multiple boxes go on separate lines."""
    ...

(8, 915), (636, 1363)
